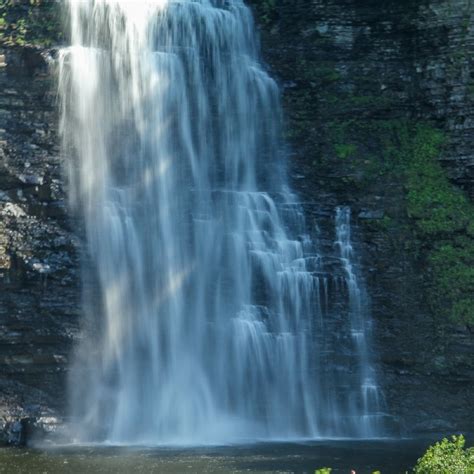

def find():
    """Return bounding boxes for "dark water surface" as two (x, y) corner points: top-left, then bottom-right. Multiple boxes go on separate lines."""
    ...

(0, 439), (440, 473)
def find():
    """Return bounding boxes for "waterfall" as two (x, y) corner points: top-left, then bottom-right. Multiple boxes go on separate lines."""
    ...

(335, 207), (385, 435)
(58, 0), (385, 445)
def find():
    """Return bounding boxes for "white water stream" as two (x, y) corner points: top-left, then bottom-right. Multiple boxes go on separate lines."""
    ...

(58, 0), (385, 445)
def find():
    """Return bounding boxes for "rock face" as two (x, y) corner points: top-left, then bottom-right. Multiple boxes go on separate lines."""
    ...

(249, 0), (474, 434)
(0, 0), (473, 444)
(0, 46), (80, 444)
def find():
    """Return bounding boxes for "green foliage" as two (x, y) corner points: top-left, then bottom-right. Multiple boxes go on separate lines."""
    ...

(325, 118), (474, 326)
(0, 0), (62, 47)
(413, 435), (474, 474)
(310, 437), (474, 474)
(249, 0), (278, 27)
(290, 60), (341, 89)
(403, 125), (474, 325)
(429, 239), (474, 325)
(330, 119), (473, 324)
(310, 64), (341, 83)
(335, 143), (357, 159)
(406, 126), (472, 235)
(329, 118), (410, 164)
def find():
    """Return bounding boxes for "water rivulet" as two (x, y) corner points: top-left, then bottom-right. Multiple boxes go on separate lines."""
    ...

(58, 0), (385, 444)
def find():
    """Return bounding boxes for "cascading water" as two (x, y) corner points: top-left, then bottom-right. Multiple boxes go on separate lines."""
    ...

(334, 207), (385, 435)
(58, 0), (385, 445)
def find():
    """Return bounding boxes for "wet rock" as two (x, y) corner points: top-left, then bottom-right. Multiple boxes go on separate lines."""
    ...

(255, 0), (474, 435)
(358, 210), (385, 220)
(0, 45), (81, 444)
(18, 174), (44, 186)
(412, 419), (456, 434)
(0, 416), (63, 446)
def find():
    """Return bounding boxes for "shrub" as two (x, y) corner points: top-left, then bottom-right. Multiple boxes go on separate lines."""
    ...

(413, 435), (474, 474)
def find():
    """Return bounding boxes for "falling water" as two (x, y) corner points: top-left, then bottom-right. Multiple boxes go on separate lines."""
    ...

(335, 207), (385, 436)
(58, 0), (385, 444)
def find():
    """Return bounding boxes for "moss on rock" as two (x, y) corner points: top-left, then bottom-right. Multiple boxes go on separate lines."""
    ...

(0, 0), (62, 47)
(404, 125), (474, 326)
(322, 117), (474, 326)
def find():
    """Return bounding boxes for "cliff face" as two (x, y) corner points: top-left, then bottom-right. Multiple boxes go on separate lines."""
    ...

(250, 0), (474, 433)
(0, 0), (473, 443)
(0, 46), (80, 444)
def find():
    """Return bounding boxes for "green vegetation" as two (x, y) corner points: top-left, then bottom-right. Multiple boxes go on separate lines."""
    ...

(305, 63), (341, 84)
(406, 127), (471, 234)
(314, 436), (474, 473)
(0, 0), (62, 47)
(405, 126), (474, 326)
(261, 0), (277, 25)
(414, 435), (474, 474)
(325, 118), (474, 326)
(248, 0), (278, 27)
(335, 143), (357, 159)
(429, 239), (474, 326)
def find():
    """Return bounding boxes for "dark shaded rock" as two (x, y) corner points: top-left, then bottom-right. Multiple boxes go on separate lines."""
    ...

(252, 0), (474, 435)
(0, 46), (80, 445)
(358, 210), (385, 220)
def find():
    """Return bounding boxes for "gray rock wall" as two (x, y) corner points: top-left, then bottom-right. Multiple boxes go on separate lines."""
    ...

(0, 46), (80, 444)
(250, 0), (474, 434)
